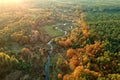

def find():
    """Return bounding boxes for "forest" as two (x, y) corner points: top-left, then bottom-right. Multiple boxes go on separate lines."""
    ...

(0, 0), (120, 80)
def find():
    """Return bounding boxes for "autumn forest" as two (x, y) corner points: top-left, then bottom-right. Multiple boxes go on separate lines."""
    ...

(0, 0), (120, 80)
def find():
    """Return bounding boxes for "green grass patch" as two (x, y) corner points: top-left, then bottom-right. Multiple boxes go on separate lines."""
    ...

(43, 25), (64, 37)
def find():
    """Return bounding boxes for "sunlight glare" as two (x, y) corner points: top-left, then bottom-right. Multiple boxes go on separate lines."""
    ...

(0, 0), (23, 4)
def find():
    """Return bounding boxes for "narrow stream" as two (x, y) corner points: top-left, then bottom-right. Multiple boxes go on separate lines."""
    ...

(44, 23), (73, 80)
(45, 40), (53, 80)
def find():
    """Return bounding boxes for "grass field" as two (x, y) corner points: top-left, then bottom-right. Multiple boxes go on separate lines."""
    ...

(43, 25), (64, 37)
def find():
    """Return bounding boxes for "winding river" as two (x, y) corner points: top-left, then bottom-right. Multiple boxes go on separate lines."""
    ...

(44, 23), (73, 80)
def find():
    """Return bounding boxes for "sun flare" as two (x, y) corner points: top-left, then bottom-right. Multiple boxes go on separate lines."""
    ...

(0, 0), (23, 3)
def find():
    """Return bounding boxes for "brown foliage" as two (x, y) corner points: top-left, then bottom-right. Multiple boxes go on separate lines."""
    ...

(85, 41), (102, 57)
(66, 48), (76, 58)
(20, 48), (33, 61)
(58, 39), (72, 47)
(69, 56), (79, 70)
(58, 73), (62, 79)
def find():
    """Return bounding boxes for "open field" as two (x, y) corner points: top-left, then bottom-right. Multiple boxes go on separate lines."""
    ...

(43, 25), (64, 37)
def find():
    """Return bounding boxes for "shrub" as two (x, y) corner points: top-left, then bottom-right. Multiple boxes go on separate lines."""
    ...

(0, 52), (19, 77)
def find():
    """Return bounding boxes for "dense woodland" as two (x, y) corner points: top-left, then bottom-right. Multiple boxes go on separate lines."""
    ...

(0, 0), (120, 80)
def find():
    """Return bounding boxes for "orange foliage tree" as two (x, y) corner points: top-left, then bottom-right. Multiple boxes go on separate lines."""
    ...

(56, 19), (103, 80)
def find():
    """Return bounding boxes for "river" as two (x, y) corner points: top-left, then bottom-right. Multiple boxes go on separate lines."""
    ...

(44, 23), (73, 80)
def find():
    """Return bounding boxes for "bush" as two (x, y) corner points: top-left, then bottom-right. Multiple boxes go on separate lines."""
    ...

(0, 52), (19, 77)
